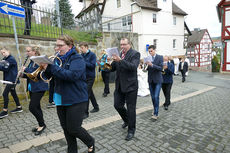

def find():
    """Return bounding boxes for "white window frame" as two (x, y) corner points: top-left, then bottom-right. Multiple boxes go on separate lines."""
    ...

(173, 39), (176, 48)
(153, 13), (157, 23)
(153, 39), (157, 48)
(173, 16), (176, 25)
(117, 0), (121, 8)
(122, 17), (127, 26)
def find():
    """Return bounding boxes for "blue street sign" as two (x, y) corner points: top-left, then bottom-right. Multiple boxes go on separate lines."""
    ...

(146, 44), (149, 52)
(0, 2), (25, 18)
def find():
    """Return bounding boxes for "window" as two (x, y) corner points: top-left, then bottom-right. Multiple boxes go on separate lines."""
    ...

(153, 39), (157, 48)
(117, 0), (121, 8)
(122, 17), (127, 26)
(163, 0), (167, 2)
(173, 39), (176, 48)
(173, 16), (176, 25)
(153, 13), (157, 23)
(127, 16), (132, 25)
(107, 23), (110, 31)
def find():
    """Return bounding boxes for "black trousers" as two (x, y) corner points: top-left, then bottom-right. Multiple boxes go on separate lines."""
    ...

(29, 91), (45, 127)
(49, 78), (54, 103)
(162, 83), (172, 107)
(114, 88), (137, 134)
(3, 84), (20, 109)
(181, 71), (186, 82)
(24, 9), (32, 35)
(86, 78), (98, 114)
(57, 102), (94, 153)
(101, 71), (110, 94)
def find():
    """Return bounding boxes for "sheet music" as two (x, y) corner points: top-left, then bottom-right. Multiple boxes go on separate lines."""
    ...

(0, 80), (14, 84)
(143, 56), (153, 63)
(106, 47), (120, 58)
(30, 55), (53, 65)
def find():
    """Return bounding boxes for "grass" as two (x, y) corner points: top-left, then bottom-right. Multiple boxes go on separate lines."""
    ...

(0, 16), (101, 43)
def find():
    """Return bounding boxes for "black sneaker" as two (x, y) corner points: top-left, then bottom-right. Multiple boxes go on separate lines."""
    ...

(90, 108), (99, 113)
(0, 111), (8, 119)
(47, 102), (56, 108)
(10, 107), (23, 113)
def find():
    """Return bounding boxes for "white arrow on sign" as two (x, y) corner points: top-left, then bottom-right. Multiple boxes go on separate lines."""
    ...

(1, 4), (8, 13)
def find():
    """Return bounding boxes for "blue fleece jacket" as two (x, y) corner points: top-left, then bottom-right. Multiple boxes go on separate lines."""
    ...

(81, 50), (96, 78)
(0, 55), (18, 83)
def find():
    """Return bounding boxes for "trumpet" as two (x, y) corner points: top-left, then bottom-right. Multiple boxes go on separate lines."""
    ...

(25, 51), (62, 82)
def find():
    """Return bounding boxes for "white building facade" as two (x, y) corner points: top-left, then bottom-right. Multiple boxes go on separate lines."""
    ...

(77, 0), (187, 58)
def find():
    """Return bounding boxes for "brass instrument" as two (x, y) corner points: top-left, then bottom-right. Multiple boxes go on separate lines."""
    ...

(25, 51), (62, 82)
(142, 63), (148, 72)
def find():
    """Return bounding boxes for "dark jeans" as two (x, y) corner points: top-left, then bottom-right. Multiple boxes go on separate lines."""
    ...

(86, 78), (98, 114)
(3, 84), (20, 109)
(101, 71), (110, 94)
(57, 102), (94, 153)
(149, 82), (162, 116)
(114, 88), (137, 134)
(49, 78), (54, 103)
(162, 83), (172, 107)
(29, 91), (45, 127)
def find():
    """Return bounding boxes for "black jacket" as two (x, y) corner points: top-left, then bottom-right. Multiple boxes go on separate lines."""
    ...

(111, 48), (140, 93)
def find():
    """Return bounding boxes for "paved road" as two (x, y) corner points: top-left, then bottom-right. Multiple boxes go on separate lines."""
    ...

(0, 71), (230, 153)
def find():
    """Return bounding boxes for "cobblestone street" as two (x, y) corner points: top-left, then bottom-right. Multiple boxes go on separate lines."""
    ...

(0, 71), (230, 153)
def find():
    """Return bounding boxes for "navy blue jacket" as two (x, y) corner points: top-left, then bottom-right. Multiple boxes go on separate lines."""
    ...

(0, 55), (18, 83)
(147, 54), (163, 84)
(44, 50), (88, 105)
(23, 60), (48, 92)
(162, 62), (174, 84)
(81, 50), (96, 78)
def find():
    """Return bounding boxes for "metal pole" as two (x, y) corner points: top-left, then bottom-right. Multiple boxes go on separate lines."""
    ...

(55, 0), (61, 28)
(12, 16), (29, 102)
(12, 16), (22, 66)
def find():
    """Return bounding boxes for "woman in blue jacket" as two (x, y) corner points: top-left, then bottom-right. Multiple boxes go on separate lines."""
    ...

(41, 35), (95, 153)
(21, 46), (48, 136)
(0, 47), (22, 119)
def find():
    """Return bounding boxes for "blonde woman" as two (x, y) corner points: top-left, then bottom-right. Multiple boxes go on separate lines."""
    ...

(21, 46), (48, 135)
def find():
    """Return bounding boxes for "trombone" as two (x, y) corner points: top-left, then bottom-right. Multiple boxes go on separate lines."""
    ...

(24, 51), (62, 83)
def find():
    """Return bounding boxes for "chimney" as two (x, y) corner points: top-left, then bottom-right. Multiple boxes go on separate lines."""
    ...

(194, 28), (200, 32)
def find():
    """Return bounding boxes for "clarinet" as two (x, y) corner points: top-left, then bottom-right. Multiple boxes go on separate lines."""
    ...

(13, 56), (29, 87)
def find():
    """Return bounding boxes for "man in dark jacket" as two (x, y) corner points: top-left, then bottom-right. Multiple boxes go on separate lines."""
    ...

(146, 45), (163, 121)
(80, 42), (99, 118)
(111, 38), (140, 141)
(20, 0), (36, 35)
(179, 57), (188, 82)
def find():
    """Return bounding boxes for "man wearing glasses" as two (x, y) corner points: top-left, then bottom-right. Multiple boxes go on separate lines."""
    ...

(111, 38), (140, 141)
(145, 45), (163, 121)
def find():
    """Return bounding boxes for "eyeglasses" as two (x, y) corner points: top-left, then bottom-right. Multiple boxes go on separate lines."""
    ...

(56, 44), (66, 48)
(120, 44), (128, 46)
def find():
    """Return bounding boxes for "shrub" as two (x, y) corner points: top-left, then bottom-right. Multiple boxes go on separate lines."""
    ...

(212, 55), (220, 72)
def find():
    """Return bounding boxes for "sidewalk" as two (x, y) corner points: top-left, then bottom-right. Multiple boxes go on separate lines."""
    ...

(0, 71), (230, 153)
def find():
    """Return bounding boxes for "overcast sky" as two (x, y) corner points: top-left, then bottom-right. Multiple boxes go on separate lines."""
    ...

(35, 0), (221, 37)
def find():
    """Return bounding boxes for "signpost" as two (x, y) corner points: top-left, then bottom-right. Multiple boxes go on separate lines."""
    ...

(0, 1), (25, 66)
(0, 2), (28, 102)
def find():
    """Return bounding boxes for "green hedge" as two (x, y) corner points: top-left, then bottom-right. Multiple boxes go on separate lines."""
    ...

(212, 55), (220, 72)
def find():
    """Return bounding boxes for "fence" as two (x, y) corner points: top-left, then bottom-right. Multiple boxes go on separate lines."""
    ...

(0, 0), (76, 38)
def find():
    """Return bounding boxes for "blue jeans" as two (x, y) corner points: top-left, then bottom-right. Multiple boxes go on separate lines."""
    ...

(149, 83), (162, 116)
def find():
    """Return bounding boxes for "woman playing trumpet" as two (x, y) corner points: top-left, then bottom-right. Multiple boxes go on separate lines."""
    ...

(20, 46), (48, 136)
(0, 47), (23, 119)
